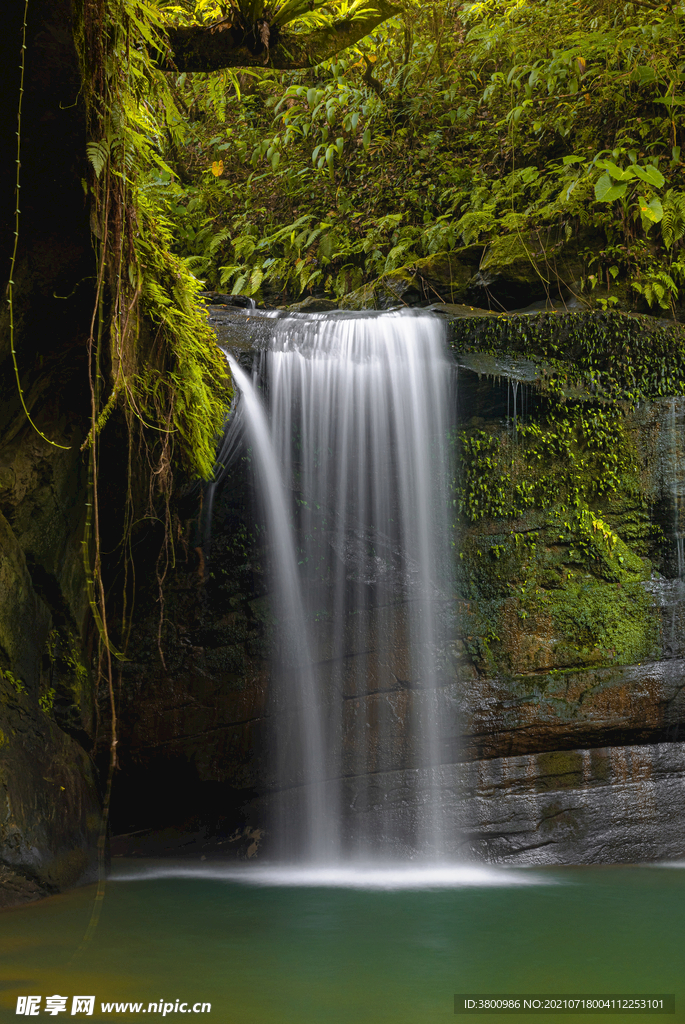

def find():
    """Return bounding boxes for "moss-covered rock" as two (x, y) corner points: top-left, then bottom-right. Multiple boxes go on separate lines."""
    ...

(445, 308), (685, 401)
(0, 420), (101, 904)
(287, 296), (339, 312)
(449, 311), (683, 715)
(338, 230), (595, 311)
(339, 247), (482, 309)
(0, 670), (100, 906)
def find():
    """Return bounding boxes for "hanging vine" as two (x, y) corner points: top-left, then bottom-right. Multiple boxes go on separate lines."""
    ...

(67, 0), (232, 947)
(8, 0), (72, 451)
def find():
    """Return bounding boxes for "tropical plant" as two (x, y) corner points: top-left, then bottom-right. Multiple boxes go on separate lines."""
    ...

(150, 0), (685, 313)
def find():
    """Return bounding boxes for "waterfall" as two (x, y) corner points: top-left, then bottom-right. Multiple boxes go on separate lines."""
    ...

(226, 355), (328, 859)
(227, 311), (456, 862)
(671, 397), (685, 579)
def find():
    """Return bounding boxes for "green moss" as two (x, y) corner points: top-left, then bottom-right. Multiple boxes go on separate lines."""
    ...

(76, 0), (232, 484)
(452, 310), (672, 678)
(451, 310), (685, 404)
(131, 202), (232, 481)
(458, 503), (661, 675)
(545, 573), (657, 666)
(536, 751), (585, 787)
(45, 629), (89, 715)
(456, 399), (641, 524)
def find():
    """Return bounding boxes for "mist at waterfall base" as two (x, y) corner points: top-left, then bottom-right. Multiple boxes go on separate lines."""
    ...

(226, 310), (456, 864)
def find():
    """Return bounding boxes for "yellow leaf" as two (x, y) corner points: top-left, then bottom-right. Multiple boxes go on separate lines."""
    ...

(211, 160), (224, 176)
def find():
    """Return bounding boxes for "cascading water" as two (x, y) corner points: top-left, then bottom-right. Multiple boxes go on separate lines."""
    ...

(656, 396), (685, 657)
(670, 397), (685, 579)
(227, 310), (456, 862)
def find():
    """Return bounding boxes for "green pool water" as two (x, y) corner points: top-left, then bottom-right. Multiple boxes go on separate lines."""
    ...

(0, 861), (683, 1023)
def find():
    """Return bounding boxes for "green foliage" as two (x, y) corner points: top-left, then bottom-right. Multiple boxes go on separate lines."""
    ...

(38, 689), (56, 715)
(451, 310), (685, 403)
(459, 503), (659, 671)
(143, 0), (685, 310)
(545, 573), (653, 666)
(454, 334), (666, 671)
(457, 398), (638, 523)
(47, 629), (88, 688)
(79, 0), (231, 481)
(0, 667), (27, 696)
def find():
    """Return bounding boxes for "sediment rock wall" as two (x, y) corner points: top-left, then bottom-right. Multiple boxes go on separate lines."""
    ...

(111, 307), (685, 865)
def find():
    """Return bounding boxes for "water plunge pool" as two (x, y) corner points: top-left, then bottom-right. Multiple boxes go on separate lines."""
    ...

(0, 862), (683, 1022)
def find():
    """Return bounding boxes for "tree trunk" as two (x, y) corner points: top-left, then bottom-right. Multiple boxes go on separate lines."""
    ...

(163, 2), (398, 72)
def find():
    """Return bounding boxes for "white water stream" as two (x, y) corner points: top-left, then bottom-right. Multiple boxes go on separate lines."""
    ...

(227, 311), (456, 861)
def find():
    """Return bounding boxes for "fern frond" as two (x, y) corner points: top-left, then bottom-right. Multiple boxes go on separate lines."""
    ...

(86, 139), (110, 178)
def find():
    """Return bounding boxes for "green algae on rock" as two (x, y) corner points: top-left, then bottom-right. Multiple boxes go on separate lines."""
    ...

(451, 309), (676, 692)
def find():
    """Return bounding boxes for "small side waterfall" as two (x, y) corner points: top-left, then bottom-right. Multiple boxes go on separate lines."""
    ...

(228, 311), (456, 861)
(670, 397), (685, 579)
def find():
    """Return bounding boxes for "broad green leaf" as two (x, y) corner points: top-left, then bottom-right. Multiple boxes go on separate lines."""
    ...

(630, 164), (665, 188)
(631, 66), (657, 84)
(595, 159), (631, 181)
(639, 195), (664, 222)
(656, 95), (685, 107)
(594, 174), (627, 202)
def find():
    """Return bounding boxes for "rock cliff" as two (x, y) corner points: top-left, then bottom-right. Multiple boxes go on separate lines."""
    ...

(110, 306), (685, 865)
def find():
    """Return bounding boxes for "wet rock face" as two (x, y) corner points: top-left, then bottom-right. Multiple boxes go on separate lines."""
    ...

(109, 463), (271, 850)
(261, 740), (685, 864)
(0, 0), (102, 904)
(296, 741), (685, 864)
(0, 677), (100, 903)
(0, 428), (101, 903)
(113, 310), (685, 865)
(457, 741), (685, 864)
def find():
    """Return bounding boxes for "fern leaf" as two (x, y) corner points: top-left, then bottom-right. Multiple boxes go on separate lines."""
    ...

(86, 139), (110, 179)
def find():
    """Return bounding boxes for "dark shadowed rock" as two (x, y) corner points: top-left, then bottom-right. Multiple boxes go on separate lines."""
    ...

(202, 293), (257, 309)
